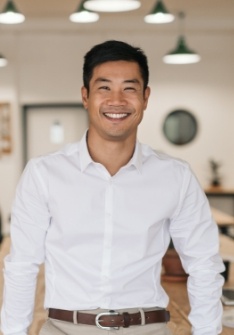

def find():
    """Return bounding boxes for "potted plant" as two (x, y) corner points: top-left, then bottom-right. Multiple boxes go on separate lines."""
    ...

(209, 159), (222, 187)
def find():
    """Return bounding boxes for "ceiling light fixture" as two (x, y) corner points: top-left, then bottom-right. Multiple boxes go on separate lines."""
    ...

(163, 12), (201, 64)
(0, 0), (25, 24)
(69, 0), (99, 23)
(0, 54), (8, 67)
(144, 0), (174, 24)
(83, 0), (141, 13)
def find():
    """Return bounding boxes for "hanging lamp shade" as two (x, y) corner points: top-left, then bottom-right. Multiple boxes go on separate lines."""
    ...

(83, 0), (141, 12)
(0, 0), (25, 24)
(69, 0), (99, 23)
(163, 35), (201, 64)
(0, 54), (8, 67)
(144, 0), (174, 24)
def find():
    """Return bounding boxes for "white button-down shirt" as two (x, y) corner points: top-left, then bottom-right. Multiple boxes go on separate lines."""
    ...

(1, 132), (224, 335)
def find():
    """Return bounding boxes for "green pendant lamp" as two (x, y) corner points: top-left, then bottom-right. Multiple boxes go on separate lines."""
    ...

(163, 35), (201, 64)
(163, 12), (201, 64)
(144, 0), (174, 24)
(70, 0), (99, 23)
(0, 0), (25, 24)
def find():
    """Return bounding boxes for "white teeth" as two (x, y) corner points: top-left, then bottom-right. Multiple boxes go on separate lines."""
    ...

(104, 113), (127, 119)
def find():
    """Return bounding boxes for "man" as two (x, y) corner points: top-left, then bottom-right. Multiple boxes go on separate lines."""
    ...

(1, 40), (224, 335)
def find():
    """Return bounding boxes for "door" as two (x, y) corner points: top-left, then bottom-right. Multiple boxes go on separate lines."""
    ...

(23, 104), (88, 164)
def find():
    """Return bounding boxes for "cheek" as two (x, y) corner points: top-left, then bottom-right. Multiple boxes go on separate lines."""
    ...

(88, 93), (104, 107)
(85, 98), (97, 112)
(134, 98), (147, 112)
(132, 109), (144, 123)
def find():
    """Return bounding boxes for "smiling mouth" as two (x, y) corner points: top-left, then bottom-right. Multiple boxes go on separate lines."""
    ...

(104, 113), (129, 119)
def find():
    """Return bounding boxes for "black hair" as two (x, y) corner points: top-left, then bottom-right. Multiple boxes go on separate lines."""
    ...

(83, 40), (149, 91)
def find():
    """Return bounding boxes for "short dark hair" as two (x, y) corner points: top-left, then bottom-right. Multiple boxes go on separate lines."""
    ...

(83, 40), (149, 91)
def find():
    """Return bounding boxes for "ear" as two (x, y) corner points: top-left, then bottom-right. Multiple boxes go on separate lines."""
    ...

(81, 86), (89, 109)
(143, 86), (151, 110)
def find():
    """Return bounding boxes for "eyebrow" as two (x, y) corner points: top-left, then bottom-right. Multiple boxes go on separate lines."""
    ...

(93, 78), (111, 84)
(124, 79), (141, 85)
(93, 78), (141, 85)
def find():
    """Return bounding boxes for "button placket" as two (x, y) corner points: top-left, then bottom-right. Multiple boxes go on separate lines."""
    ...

(100, 179), (114, 295)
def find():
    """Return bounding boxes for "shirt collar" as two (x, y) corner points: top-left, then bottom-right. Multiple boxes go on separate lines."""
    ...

(79, 131), (143, 173)
(127, 140), (143, 173)
(79, 131), (93, 172)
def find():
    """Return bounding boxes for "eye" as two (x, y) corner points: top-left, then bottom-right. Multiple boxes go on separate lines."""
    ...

(124, 87), (136, 92)
(99, 86), (110, 91)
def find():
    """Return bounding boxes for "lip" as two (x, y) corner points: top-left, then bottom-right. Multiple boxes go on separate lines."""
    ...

(103, 112), (129, 120)
(101, 106), (132, 121)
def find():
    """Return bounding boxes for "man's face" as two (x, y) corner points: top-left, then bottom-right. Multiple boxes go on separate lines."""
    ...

(81, 60), (150, 142)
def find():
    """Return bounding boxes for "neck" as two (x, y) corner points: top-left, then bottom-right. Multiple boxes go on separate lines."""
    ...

(86, 131), (136, 176)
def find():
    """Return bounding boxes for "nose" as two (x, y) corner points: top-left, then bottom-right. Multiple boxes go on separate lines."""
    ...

(107, 90), (127, 106)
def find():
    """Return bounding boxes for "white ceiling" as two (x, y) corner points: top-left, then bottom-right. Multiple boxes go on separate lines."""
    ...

(0, 0), (234, 33)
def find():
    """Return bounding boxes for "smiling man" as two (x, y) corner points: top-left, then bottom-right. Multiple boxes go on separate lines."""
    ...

(1, 40), (224, 335)
(82, 59), (150, 175)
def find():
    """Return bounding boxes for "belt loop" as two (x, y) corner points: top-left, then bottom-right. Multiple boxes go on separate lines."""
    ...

(138, 308), (145, 325)
(73, 311), (78, 324)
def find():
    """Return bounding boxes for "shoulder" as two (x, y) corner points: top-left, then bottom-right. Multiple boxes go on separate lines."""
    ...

(140, 142), (190, 172)
(25, 141), (81, 174)
(139, 143), (204, 203)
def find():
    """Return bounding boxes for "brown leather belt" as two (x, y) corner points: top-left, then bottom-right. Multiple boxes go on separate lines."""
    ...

(48, 308), (170, 329)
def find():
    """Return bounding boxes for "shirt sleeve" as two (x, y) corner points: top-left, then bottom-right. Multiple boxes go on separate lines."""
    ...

(1, 159), (50, 335)
(170, 167), (225, 335)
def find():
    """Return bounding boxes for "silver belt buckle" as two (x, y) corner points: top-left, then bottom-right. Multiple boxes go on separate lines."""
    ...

(95, 310), (119, 330)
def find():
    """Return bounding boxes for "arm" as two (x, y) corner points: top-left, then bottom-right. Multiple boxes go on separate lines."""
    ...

(1, 159), (50, 335)
(170, 168), (225, 335)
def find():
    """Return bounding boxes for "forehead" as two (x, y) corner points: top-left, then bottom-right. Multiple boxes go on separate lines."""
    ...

(91, 60), (143, 82)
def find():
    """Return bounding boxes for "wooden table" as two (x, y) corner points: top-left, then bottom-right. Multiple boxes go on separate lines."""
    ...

(1, 237), (234, 335)
(212, 207), (234, 227)
(220, 234), (234, 262)
(205, 187), (234, 197)
(205, 188), (234, 218)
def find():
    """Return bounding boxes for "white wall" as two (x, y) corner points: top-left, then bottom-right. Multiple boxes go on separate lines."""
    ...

(0, 26), (234, 233)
